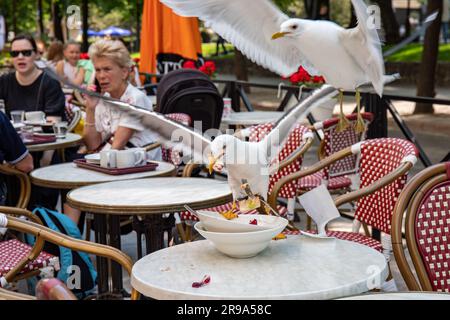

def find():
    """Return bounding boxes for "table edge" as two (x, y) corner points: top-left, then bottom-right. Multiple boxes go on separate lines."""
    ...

(130, 239), (389, 300)
(30, 165), (176, 189)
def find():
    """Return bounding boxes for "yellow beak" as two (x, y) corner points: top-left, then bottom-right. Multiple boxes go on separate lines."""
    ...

(271, 31), (290, 40)
(208, 156), (216, 175)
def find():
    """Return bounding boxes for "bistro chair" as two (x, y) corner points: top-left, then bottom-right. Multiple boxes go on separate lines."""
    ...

(302, 113), (373, 227)
(0, 208), (139, 300)
(0, 164), (32, 209)
(392, 162), (450, 292)
(269, 138), (418, 285)
(0, 206), (60, 291)
(177, 123), (315, 241)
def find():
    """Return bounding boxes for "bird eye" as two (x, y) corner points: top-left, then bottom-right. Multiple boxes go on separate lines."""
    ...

(292, 25), (298, 30)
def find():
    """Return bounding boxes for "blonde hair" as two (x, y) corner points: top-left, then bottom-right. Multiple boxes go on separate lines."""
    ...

(88, 39), (131, 69)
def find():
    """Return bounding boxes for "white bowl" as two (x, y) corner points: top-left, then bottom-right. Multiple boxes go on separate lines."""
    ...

(194, 221), (287, 259)
(196, 210), (287, 233)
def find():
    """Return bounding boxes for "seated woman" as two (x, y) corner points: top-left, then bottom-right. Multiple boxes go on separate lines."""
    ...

(83, 39), (160, 159)
(56, 40), (86, 86)
(0, 34), (66, 122)
(64, 39), (161, 224)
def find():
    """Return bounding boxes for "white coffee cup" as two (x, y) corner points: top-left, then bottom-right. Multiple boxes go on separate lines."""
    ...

(100, 150), (118, 168)
(116, 148), (147, 169)
(25, 111), (46, 123)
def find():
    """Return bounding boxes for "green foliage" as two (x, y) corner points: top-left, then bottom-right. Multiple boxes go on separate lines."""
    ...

(385, 43), (450, 62)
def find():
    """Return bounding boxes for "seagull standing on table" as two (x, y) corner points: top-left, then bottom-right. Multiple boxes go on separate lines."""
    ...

(161, 0), (393, 132)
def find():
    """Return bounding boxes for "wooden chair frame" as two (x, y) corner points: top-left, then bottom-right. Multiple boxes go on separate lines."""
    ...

(0, 209), (139, 300)
(392, 162), (450, 291)
(0, 164), (31, 209)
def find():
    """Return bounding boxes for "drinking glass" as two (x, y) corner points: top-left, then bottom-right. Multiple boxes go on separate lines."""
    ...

(10, 110), (25, 124)
(53, 121), (68, 139)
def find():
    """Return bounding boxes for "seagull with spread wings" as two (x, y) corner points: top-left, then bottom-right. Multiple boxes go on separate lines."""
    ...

(35, 59), (336, 217)
(160, 0), (397, 132)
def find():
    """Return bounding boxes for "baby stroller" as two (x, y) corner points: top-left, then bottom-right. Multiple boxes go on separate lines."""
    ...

(156, 69), (223, 132)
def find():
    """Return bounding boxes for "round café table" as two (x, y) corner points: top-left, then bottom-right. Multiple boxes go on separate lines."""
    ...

(131, 236), (388, 300)
(30, 161), (176, 297)
(221, 111), (285, 127)
(30, 161), (176, 189)
(26, 133), (83, 153)
(67, 177), (232, 296)
(338, 292), (450, 300)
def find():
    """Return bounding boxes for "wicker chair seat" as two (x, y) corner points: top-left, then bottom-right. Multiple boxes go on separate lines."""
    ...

(0, 239), (59, 285)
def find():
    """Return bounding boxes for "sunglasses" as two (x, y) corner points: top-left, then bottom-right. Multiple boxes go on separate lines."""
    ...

(10, 50), (34, 58)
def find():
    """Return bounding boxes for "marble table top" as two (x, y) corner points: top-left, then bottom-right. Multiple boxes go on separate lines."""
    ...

(27, 133), (83, 152)
(131, 236), (388, 300)
(67, 177), (232, 215)
(221, 111), (285, 126)
(30, 161), (176, 189)
(338, 292), (450, 300)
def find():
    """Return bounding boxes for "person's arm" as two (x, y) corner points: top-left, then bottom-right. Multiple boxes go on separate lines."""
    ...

(111, 127), (135, 150)
(72, 67), (85, 86)
(0, 113), (33, 173)
(55, 60), (65, 80)
(14, 154), (34, 173)
(42, 78), (66, 118)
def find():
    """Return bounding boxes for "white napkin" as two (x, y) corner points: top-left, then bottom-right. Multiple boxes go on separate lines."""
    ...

(298, 184), (340, 236)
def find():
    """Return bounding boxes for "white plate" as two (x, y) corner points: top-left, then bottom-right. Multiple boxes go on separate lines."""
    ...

(196, 210), (288, 233)
(12, 122), (25, 130)
(84, 153), (100, 164)
(300, 230), (335, 240)
(24, 120), (53, 126)
(33, 132), (56, 138)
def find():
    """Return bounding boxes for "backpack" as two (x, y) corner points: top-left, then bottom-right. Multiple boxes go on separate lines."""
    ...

(156, 69), (224, 132)
(26, 207), (97, 298)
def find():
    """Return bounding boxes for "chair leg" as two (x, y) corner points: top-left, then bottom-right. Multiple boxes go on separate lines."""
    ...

(85, 218), (92, 242)
(306, 216), (312, 230)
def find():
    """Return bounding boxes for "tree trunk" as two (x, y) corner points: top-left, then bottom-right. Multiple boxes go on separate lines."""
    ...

(136, 0), (141, 52)
(304, 0), (329, 20)
(415, 0), (443, 114)
(234, 48), (250, 93)
(405, 0), (412, 37)
(37, 0), (44, 39)
(372, 0), (401, 44)
(52, 1), (63, 42)
(12, 0), (17, 34)
(81, 0), (88, 52)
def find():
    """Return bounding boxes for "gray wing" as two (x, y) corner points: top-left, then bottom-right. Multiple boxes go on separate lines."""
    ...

(262, 85), (338, 164)
(35, 60), (211, 164)
(107, 102), (211, 164)
(160, 0), (315, 77)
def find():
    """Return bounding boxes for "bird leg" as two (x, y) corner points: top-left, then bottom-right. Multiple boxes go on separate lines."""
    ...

(354, 89), (365, 134)
(336, 90), (350, 133)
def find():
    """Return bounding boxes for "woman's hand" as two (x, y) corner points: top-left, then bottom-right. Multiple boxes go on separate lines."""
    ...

(83, 84), (99, 111)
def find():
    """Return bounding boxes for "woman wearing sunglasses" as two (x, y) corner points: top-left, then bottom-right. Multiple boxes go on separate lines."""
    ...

(0, 34), (65, 122)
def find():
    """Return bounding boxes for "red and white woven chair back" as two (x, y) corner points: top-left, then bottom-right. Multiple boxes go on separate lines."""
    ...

(319, 113), (373, 180)
(355, 138), (418, 234)
(161, 113), (192, 165)
(415, 178), (450, 292)
(247, 123), (312, 199)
